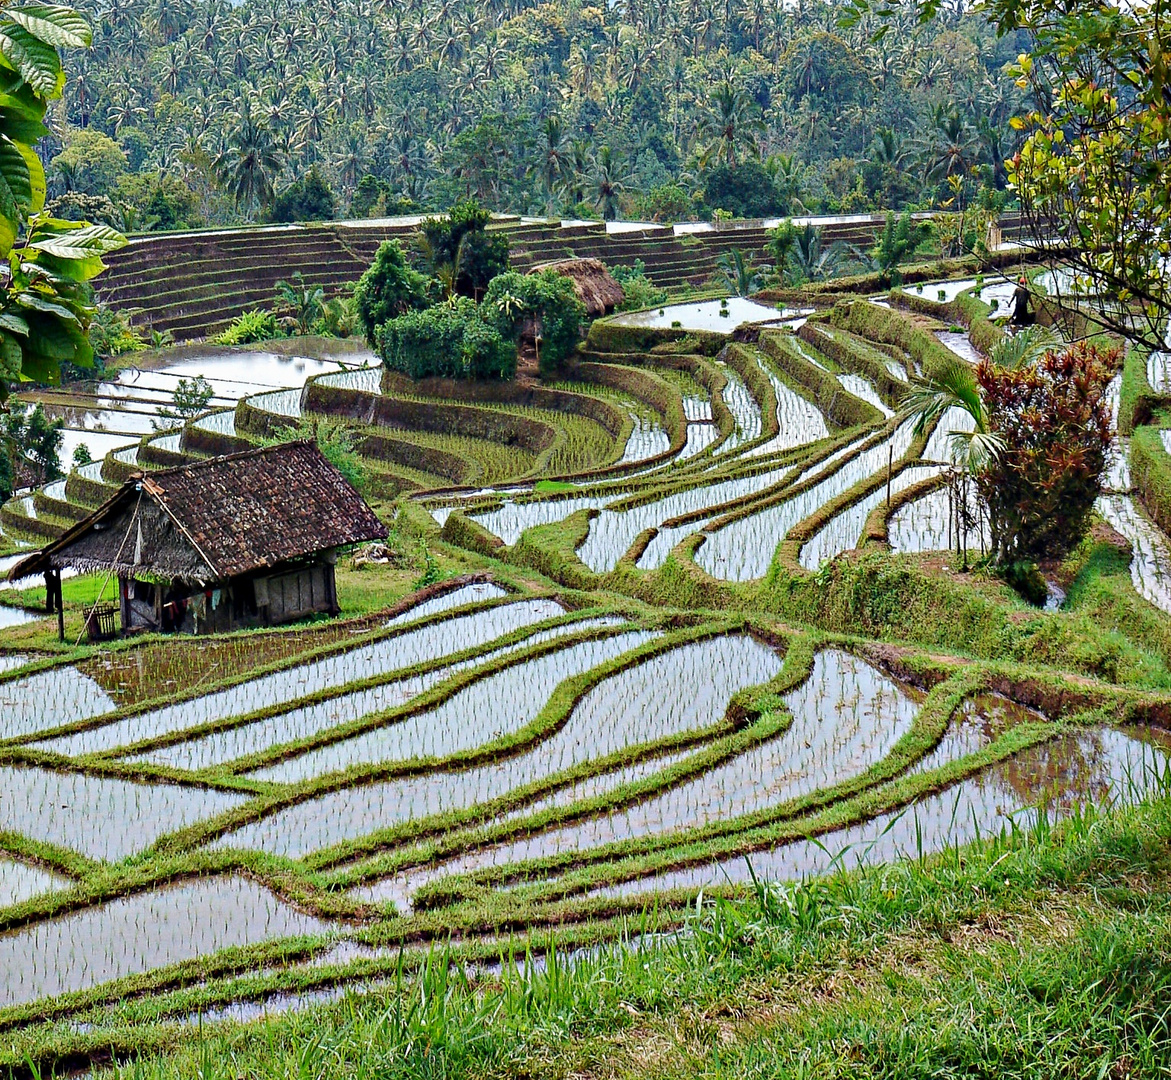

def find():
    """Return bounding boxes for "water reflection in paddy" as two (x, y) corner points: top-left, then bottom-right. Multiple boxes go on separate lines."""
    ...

(38, 596), (563, 755)
(0, 876), (329, 1009)
(245, 630), (658, 785)
(358, 649), (910, 905)
(595, 725), (1166, 900)
(215, 634), (776, 858)
(0, 764), (247, 862)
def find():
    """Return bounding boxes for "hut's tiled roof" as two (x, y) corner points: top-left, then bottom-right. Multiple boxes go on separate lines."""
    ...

(138, 441), (387, 578)
(8, 441), (387, 583)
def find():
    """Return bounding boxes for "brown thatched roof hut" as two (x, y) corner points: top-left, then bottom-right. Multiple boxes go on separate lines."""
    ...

(530, 258), (624, 317)
(10, 441), (387, 638)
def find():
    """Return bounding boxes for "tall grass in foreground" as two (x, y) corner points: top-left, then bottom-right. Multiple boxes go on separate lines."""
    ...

(100, 787), (1171, 1080)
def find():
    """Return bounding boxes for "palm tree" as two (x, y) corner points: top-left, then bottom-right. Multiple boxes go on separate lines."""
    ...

(538, 116), (569, 211)
(217, 104), (284, 215)
(592, 145), (627, 221)
(787, 224), (845, 284)
(699, 80), (763, 167)
(906, 356), (1002, 569)
(716, 248), (769, 296)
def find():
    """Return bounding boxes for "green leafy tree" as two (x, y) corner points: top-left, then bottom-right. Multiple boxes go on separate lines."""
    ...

(2, 403), (64, 493)
(274, 271), (325, 334)
(217, 104), (284, 216)
(270, 165), (337, 223)
(0, 4), (127, 402)
(378, 297), (515, 381)
(703, 161), (782, 219)
(716, 249), (769, 296)
(418, 200), (510, 300)
(855, 211), (932, 286)
(1006, 1), (1171, 350)
(699, 81), (764, 168)
(51, 129), (128, 196)
(154, 374), (214, 429)
(353, 240), (431, 344)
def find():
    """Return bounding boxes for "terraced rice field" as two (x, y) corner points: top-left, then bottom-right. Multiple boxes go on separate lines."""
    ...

(2, 280), (1171, 1069)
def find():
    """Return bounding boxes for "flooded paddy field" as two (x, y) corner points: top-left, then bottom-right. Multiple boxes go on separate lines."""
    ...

(4, 277), (1171, 1062)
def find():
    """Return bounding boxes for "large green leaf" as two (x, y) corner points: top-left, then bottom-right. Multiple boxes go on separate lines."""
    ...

(0, 103), (47, 144)
(32, 250), (106, 282)
(24, 309), (80, 359)
(0, 309), (29, 335)
(16, 139), (43, 212)
(5, 5), (90, 49)
(0, 24), (63, 98)
(28, 223), (127, 260)
(0, 329), (21, 381)
(0, 136), (32, 213)
(15, 291), (78, 320)
(0, 172), (17, 256)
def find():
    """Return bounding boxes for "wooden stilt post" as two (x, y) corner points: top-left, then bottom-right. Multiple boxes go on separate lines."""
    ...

(53, 570), (64, 642)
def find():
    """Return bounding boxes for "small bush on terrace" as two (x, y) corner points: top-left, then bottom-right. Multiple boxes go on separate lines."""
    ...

(215, 308), (283, 345)
(483, 270), (584, 375)
(612, 260), (668, 311)
(378, 298), (515, 381)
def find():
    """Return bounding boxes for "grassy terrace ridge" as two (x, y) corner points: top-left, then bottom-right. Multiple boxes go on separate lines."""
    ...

(5, 266), (1171, 1079)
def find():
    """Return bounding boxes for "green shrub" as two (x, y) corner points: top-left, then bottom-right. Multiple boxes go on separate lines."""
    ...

(215, 308), (283, 345)
(378, 298), (515, 381)
(483, 270), (585, 374)
(269, 165), (336, 223)
(87, 304), (145, 360)
(612, 260), (668, 311)
(354, 240), (431, 345)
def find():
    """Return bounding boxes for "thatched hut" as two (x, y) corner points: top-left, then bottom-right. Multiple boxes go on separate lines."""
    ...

(530, 258), (624, 317)
(8, 441), (387, 640)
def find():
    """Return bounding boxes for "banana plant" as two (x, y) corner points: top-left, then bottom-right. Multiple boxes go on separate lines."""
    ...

(0, 2), (127, 400)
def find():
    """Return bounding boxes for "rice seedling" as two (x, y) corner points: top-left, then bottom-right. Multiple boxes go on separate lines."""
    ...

(35, 595), (563, 755)
(0, 667), (117, 740)
(211, 633), (775, 858)
(697, 417), (921, 581)
(0, 858), (67, 908)
(799, 465), (941, 569)
(0, 876), (328, 1009)
(138, 616), (626, 773)
(888, 485), (989, 554)
(238, 630), (658, 787)
(0, 763), (247, 861)
(597, 724), (1171, 900)
(361, 649), (907, 904)
(1095, 493), (1171, 614)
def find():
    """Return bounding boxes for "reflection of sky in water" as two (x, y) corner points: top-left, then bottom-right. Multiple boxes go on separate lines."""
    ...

(38, 598), (564, 756)
(217, 634), (774, 858)
(0, 877), (328, 1008)
(595, 726), (1168, 899)
(357, 649), (909, 906)
(0, 667), (115, 738)
(0, 763), (248, 861)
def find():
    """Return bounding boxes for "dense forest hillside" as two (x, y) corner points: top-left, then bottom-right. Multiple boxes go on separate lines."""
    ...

(52, 0), (1027, 227)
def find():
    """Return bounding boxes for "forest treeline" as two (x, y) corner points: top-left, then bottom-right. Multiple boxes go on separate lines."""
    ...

(49, 0), (1028, 229)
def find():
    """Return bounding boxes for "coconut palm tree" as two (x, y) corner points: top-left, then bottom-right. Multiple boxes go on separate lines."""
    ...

(592, 145), (627, 221)
(217, 104), (284, 214)
(699, 80), (763, 167)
